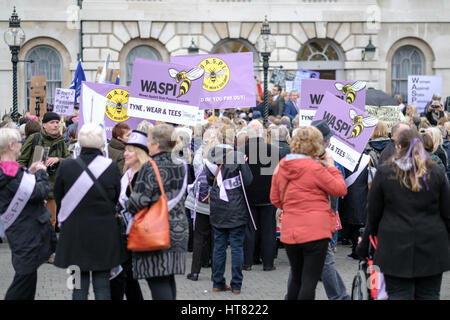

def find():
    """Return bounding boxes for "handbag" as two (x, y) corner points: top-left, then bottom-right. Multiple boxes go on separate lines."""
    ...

(127, 159), (171, 252)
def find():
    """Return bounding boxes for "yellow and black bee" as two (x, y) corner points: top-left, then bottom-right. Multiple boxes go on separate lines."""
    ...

(348, 109), (378, 138)
(335, 81), (366, 104)
(169, 68), (204, 98)
(106, 101), (125, 114)
(204, 69), (227, 83)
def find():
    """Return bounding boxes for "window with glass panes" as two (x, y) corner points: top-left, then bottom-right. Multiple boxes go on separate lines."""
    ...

(391, 46), (424, 104)
(126, 46), (162, 86)
(25, 46), (62, 110)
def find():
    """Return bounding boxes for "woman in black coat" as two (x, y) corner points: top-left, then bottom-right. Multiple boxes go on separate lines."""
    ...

(54, 124), (126, 300)
(0, 128), (56, 300)
(366, 129), (450, 300)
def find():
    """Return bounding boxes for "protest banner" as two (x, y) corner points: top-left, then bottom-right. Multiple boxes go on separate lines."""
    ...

(365, 105), (406, 132)
(299, 78), (367, 126)
(270, 68), (295, 88)
(30, 75), (46, 118)
(54, 88), (75, 116)
(171, 52), (255, 110)
(79, 81), (151, 139)
(312, 92), (377, 171)
(126, 58), (203, 126)
(408, 75), (442, 113)
(292, 68), (319, 94)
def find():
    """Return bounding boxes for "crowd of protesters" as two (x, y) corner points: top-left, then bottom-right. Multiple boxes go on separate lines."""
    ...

(0, 85), (449, 301)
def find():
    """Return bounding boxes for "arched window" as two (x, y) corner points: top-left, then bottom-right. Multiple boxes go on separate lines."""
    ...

(391, 45), (424, 103)
(126, 45), (162, 86)
(25, 46), (62, 109)
(211, 38), (259, 65)
(297, 39), (344, 80)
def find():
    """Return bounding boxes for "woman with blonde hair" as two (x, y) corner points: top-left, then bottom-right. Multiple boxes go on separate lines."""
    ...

(366, 121), (390, 167)
(426, 127), (448, 169)
(366, 129), (450, 299)
(110, 130), (150, 300)
(405, 105), (418, 123)
(270, 126), (347, 300)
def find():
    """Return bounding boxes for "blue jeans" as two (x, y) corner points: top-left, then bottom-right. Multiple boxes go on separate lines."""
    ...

(322, 244), (350, 300)
(212, 225), (245, 291)
(330, 231), (338, 248)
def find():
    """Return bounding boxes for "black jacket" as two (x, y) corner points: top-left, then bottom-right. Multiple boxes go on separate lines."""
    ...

(272, 96), (285, 117)
(340, 155), (369, 226)
(367, 163), (450, 278)
(206, 145), (253, 228)
(243, 138), (280, 206)
(378, 140), (396, 167)
(0, 167), (56, 274)
(425, 109), (445, 126)
(53, 148), (126, 271)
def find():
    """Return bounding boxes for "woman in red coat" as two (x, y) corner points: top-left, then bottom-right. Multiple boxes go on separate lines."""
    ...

(270, 126), (347, 300)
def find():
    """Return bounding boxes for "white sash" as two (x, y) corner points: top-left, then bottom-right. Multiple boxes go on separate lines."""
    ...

(204, 159), (229, 202)
(58, 156), (112, 227)
(167, 160), (188, 211)
(1, 172), (36, 232)
(345, 154), (370, 188)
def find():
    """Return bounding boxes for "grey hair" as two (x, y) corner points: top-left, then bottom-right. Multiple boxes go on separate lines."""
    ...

(136, 120), (154, 135)
(247, 119), (264, 138)
(148, 124), (176, 152)
(271, 125), (290, 142)
(78, 123), (106, 150)
(391, 122), (411, 140)
(0, 128), (22, 155)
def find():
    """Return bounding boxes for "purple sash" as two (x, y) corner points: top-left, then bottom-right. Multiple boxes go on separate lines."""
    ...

(58, 156), (112, 227)
(1, 171), (36, 232)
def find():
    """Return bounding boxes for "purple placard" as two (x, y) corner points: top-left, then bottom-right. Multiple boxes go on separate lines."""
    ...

(300, 78), (367, 111)
(54, 88), (75, 116)
(312, 92), (378, 171)
(79, 81), (153, 140)
(129, 58), (203, 107)
(171, 52), (256, 110)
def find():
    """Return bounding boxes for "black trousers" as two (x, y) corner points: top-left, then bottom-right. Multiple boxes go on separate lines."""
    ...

(5, 271), (37, 300)
(284, 239), (329, 300)
(146, 275), (176, 300)
(185, 209), (194, 252)
(385, 274), (443, 300)
(244, 205), (277, 269)
(110, 256), (144, 300)
(190, 213), (213, 274)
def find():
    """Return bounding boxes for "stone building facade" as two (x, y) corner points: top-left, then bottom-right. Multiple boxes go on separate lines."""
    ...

(1, 0), (449, 116)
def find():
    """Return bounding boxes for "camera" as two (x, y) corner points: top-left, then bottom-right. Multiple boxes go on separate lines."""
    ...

(431, 104), (440, 109)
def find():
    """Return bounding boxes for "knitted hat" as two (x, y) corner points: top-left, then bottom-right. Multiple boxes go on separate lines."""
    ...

(42, 112), (60, 124)
(125, 130), (149, 153)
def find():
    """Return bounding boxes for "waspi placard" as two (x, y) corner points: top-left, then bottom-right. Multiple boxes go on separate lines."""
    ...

(128, 58), (204, 126)
(312, 92), (377, 171)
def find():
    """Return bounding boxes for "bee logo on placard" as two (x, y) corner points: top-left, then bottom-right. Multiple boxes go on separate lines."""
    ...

(348, 109), (378, 139)
(105, 88), (130, 122)
(198, 57), (230, 92)
(168, 68), (204, 98)
(335, 81), (366, 104)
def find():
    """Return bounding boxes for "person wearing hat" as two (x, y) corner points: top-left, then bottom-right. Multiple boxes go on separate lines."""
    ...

(110, 130), (149, 300)
(18, 112), (70, 235)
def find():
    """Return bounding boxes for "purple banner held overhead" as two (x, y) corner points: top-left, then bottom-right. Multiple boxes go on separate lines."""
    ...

(79, 82), (152, 140)
(171, 52), (256, 110)
(127, 58), (203, 126)
(312, 92), (377, 171)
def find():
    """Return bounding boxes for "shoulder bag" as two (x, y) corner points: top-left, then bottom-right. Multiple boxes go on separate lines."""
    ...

(127, 159), (170, 252)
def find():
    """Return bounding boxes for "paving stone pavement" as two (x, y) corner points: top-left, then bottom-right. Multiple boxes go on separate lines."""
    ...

(0, 241), (448, 300)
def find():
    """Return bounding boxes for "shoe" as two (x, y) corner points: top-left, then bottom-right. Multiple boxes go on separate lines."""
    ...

(187, 273), (199, 281)
(201, 263), (212, 268)
(253, 259), (262, 265)
(232, 289), (241, 295)
(213, 285), (231, 292)
(332, 247), (337, 253)
(263, 266), (276, 271)
(347, 253), (359, 260)
(243, 266), (252, 271)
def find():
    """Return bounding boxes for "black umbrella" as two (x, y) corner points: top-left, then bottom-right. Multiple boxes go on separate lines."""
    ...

(365, 88), (397, 106)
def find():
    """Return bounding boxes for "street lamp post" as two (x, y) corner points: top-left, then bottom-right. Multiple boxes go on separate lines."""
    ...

(4, 7), (25, 122)
(256, 17), (276, 127)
